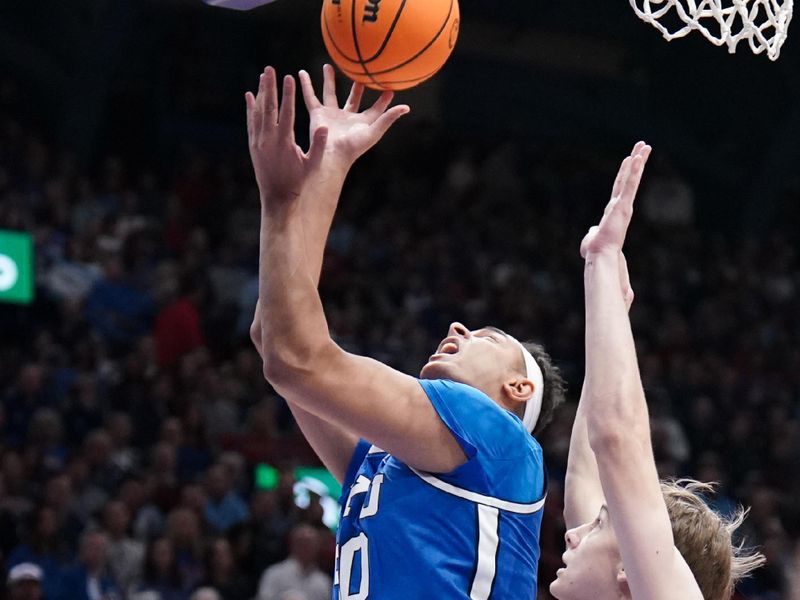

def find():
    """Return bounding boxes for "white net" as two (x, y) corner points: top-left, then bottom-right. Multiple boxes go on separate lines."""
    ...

(630, 0), (794, 60)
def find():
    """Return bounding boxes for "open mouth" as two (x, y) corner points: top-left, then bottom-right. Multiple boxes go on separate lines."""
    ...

(439, 341), (458, 354)
(429, 338), (460, 362)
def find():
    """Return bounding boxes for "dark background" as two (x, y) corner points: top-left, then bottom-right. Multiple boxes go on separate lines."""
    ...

(3, 0), (800, 229)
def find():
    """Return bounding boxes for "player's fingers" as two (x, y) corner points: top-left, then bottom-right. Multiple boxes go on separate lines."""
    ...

(610, 156), (632, 201)
(260, 67), (279, 126)
(298, 70), (322, 111)
(621, 147), (651, 207)
(323, 64), (338, 107)
(365, 91), (395, 121)
(245, 92), (256, 140)
(370, 105), (410, 138)
(278, 75), (297, 142)
(631, 141), (646, 158)
(307, 126), (329, 167)
(247, 91), (265, 143)
(344, 83), (365, 113)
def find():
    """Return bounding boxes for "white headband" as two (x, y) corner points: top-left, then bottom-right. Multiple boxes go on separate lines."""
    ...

(509, 337), (544, 433)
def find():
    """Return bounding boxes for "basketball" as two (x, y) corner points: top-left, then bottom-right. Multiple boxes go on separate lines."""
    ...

(321, 0), (460, 91)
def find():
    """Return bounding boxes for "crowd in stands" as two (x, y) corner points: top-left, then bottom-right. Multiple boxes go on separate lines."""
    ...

(1, 74), (799, 600)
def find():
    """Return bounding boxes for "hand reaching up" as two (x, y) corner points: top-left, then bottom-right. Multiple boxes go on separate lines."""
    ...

(246, 64), (409, 205)
(581, 142), (652, 311)
(580, 142), (652, 259)
(299, 64), (410, 169)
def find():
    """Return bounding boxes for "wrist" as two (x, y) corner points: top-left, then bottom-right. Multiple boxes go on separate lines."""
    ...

(321, 148), (356, 175)
(584, 247), (621, 263)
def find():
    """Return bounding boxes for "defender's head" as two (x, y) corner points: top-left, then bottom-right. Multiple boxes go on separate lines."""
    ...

(420, 322), (566, 436)
(549, 480), (765, 600)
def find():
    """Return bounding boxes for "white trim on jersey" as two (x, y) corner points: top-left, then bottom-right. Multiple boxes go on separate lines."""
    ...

(409, 468), (546, 515)
(367, 445), (385, 455)
(470, 505), (500, 600)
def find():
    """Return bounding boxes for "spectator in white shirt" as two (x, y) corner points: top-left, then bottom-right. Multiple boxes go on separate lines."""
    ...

(257, 525), (331, 600)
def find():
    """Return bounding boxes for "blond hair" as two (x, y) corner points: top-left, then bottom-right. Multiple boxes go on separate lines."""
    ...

(661, 479), (766, 600)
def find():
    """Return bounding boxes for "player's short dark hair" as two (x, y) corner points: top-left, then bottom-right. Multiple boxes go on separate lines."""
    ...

(521, 342), (567, 437)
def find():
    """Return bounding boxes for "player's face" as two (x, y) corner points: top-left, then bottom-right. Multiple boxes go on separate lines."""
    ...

(550, 506), (626, 600)
(420, 322), (524, 399)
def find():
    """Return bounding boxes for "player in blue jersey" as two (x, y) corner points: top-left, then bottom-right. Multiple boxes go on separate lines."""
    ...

(552, 143), (764, 600)
(245, 65), (566, 599)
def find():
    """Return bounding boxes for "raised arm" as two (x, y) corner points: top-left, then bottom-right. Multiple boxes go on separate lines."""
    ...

(247, 66), (407, 482)
(564, 386), (605, 529)
(581, 143), (702, 599)
(247, 67), (466, 475)
(565, 212), (636, 529)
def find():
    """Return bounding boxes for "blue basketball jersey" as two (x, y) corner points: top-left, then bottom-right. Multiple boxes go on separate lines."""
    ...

(333, 379), (546, 600)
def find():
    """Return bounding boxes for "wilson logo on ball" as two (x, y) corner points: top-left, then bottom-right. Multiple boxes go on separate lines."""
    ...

(362, 0), (381, 23)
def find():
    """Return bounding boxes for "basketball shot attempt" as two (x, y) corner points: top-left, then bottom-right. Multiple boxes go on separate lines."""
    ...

(321, 0), (460, 90)
(552, 142), (765, 600)
(247, 64), (565, 599)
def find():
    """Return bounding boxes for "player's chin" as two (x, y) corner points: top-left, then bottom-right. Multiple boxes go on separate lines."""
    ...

(549, 576), (565, 599)
(419, 357), (453, 380)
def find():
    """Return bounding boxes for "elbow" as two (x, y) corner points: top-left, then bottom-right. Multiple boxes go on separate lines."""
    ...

(586, 394), (648, 451)
(262, 359), (296, 393)
(587, 424), (625, 456)
(587, 413), (649, 457)
(260, 340), (334, 391)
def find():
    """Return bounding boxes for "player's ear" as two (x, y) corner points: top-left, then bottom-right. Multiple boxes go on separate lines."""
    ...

(616, 566), (631, 598)
(502, 377), (534, 406)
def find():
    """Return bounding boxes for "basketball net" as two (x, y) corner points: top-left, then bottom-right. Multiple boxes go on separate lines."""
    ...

(630, 0), (794, 60)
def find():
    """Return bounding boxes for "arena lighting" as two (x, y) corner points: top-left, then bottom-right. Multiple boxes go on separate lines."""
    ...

(255, 464), (342, 530)
(0, 230), (33, 305)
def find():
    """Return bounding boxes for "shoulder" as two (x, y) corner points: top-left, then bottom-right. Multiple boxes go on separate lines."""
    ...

(419, 379), (534, 458)
(418, 378), (490, 403)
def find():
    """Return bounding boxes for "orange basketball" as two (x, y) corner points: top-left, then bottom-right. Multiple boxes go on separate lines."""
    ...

(321, 0), (460, 91)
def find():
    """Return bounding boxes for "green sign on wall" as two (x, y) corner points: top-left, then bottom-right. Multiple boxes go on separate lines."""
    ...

(0, 230), (34, 305)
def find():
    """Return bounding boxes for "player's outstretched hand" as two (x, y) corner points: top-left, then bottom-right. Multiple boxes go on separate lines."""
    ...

(246, 67), (329, 203)
(581, 141), (651, 258)
(299, 64), (410, 170)
(580, 142), (651, 311)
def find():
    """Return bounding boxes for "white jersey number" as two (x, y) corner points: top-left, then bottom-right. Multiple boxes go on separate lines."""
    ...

(336, 473), (385, 599)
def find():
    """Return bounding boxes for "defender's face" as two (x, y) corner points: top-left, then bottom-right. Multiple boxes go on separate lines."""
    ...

(550, 507), (623, 600)
(420, 322), (523, 397)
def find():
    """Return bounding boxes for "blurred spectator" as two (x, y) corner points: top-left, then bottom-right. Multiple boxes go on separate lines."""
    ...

(248, 490), (293, 576)
(166, 509), (204, 592)
(42, 474), (85, 551)
(199, 537), (251, 600)
(56, 530), (120, 600)
(202, 464), (249, 534)
(129, 537), (187, 600)
(154, 274), (206, 369)
(83, 255), (154, 351)
(189, 588), (219, 600)
(3, 365), (48, 450)
(103, 501), (145, 595)
(6, 563), (44, 600)
(256, 525), (331, 600)
(106, 413), (140, 476)
(7, 507), (68, 600)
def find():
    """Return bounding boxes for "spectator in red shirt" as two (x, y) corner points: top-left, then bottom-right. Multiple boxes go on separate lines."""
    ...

(155, 274), (207, 368)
